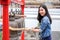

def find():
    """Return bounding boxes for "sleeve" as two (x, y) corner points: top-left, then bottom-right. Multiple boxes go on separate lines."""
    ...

(40, 17), (50, 32)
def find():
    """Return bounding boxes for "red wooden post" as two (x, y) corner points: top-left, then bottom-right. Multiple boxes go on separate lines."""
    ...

(1, 0), (10, 40)
(3, 5), (9, 40)
(21, 0), (25, 15)
(21, 31), (24, 40)
(20, 0), (25, 40)
(0, 0), (1, 5)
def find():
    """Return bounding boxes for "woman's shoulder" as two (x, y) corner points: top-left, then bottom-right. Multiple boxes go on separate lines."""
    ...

(43, 16), (49, 20)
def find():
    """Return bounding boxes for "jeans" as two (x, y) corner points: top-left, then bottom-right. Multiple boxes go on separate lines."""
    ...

(41, 35), (51, 40)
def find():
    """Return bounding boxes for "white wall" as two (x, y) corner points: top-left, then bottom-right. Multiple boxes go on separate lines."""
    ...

(24, 8), (60, 31)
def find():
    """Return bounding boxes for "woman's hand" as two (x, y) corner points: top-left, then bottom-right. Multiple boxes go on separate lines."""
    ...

(32, 29), (40, 32)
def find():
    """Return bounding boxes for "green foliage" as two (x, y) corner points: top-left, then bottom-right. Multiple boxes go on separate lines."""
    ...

(0, 32), (2, 40)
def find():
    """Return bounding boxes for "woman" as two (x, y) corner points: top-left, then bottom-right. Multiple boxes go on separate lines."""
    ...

(9, 4), (52, 40)
(33, 4), (52, 40)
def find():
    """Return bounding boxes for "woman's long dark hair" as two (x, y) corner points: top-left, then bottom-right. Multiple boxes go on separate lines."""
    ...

(37, 4), (52, 24)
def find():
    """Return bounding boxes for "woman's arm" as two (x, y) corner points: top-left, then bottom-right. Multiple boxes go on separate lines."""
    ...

(9, 26), (30, 31)
(40, 16), (50, 32)
(9, 26), (41, 32)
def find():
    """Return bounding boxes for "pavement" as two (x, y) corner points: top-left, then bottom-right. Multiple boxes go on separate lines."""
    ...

(52, 31), (60, 40)
(0, 31), (60, 40)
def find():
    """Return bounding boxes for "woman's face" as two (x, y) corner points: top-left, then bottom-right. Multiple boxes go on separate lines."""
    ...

(39, 7), (46, 16)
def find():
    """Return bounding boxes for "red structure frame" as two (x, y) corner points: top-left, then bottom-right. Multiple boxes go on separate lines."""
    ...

(20, 0), (25, 40)
(0, 0), (25, 40)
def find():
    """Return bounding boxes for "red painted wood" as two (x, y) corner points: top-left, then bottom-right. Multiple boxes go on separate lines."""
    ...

(1, 0), (10, 5)
(2, 0), (10, 40)
(20, 0), (25, 40)
(21, 5), (24, 15)
(21, 31), (24, 40)
(0, 0), (1, 5)
(2, 5), (9, 40)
